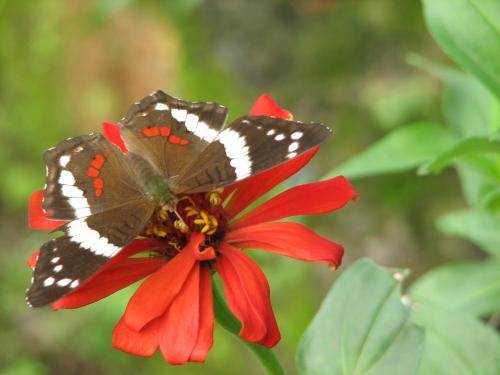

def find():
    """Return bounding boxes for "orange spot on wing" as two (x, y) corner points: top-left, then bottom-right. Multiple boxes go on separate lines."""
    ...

(87, 167), (99, 177)
(143, 127), (160, 137)
(95, 188), (103, 197)
(91, 154), (105, 169)
(180, 139), (189, 145)
(94, 178), (104, 189)
(160, 127), (171, 137)
(168, 135), (181, 144)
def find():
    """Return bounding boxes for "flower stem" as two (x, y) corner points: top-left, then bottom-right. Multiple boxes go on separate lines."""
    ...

(212, 281), (287, 375)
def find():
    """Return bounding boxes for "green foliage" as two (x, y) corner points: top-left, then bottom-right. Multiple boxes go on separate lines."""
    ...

(325, 123), (453, 179)
(422, 0), (500, 100)
(437, 210), (500, 256)
(418, 138), (500, 175)
(412, 304), (500, 375)
(317, 0), (500, 374)
(297, 259), (424, 375)
(410, 260), (500, 317)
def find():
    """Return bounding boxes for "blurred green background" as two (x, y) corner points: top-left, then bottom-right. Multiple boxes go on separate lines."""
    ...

(0, 1), (481, 374)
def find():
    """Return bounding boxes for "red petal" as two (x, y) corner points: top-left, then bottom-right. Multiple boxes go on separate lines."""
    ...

(112, 316), (160, 357)
(102, 122), (128, 154)
(249, 94), (293, 120)
(189, 267), (214, 362)
(226, 221), (344, 267)
(231, 176), (357, 229)
(29, 190), (67, 230)
(28, 250), (40, 270)
(122, 234), (205, 331)
(215, 243), (280, 347)
(225, 147), (318, 218)
(159, 266), (201, 365)
(52, 257), (165, 309)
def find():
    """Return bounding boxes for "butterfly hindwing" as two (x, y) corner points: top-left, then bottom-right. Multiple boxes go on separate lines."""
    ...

(27, 236), (108, 307)
(173, 115), (331, 193)
(27, 200), (155, 307)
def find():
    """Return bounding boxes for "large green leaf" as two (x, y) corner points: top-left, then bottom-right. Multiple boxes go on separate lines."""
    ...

(324, 123), (453, 179)
(410, 260), (500, 317)
(418, 137), (500, 175)
(412, 303), (500, 375)
(297, 259), (424, 375)
(437, 209), (500, 256)
(422, 0), (500, 100)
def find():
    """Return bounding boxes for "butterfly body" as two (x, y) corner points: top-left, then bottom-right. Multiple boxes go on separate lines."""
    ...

(27, 91), (332, 307)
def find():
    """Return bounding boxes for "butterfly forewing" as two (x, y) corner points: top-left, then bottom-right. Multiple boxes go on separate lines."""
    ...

(119, 90), (228, 183)
(174, 115), (331, 193)
(43, 133), (147, 221)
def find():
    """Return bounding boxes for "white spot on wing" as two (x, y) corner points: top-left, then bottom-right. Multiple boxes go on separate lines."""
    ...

(44, 277), (55, 287)
(217, 129), (252, 180)
(171, 108), (187, 122)
(58, 170), (76, 185)
(291, 131), (303, 140)
(267, 129), (275, 136)
(57, 278), (72, 287)
(274, 134), (285, 141)
(287, 152), (297, 159)
(68, 219), (121, 258)
(54, 265), (63, 272)
(185, 113), (198, 132)
(59, 155), (70, 167)
(155, 103), (169, 111)
(51, 257), (60, 264)
(61, 185), (84, 198)
(70, 280), (80, 288)
(288, 142), (299, 152)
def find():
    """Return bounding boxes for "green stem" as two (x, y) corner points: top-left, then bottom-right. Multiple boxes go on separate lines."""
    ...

(212, 281), (287, 375)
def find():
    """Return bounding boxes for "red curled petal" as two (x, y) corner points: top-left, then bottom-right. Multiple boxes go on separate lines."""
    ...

(122, 233), (204, 331)
(215, 243), (280, 347)
(112, 316), (160, 357)
(52, 257), (166, 310)
(29, 190), (67, 230)
(189, 267), (214, 362)
(225, 147), (318, 219)
(28, 250), (40, 270)
(226, 221), (344, 267)
(249, 94), (293, 120)
(231, 176), (358, 229)
(102, 122), (128, 154)
(159, 265), (201, 365)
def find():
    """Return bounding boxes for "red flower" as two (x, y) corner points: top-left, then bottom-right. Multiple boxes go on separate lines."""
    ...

(28, 94), (357, 364)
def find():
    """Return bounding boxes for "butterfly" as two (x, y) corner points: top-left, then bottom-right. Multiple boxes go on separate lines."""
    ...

(27, 91), (331, 307)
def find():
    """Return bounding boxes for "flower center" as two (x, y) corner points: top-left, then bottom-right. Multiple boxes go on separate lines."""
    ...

(142, 189), (228, 258)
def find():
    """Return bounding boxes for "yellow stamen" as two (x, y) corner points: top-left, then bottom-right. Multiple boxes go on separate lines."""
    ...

(174, 220), (189, 233)
(208, 190), (222, 206)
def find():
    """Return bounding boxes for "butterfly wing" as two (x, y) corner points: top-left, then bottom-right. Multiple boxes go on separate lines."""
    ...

(28, 134), (155, 307)
(173, 115), (331, 194)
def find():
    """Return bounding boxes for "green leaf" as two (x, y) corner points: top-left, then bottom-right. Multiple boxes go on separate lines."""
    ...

(418, 137), (500, 174)
(437, 209), (500, 256)
(422, 0), (500, 100)
(410, 260), (500, 317)
(324, 123), (454, 179)
(297, 259), (424, 375)
(408, 54), (497, 137)
(412, 303), (500, 375)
